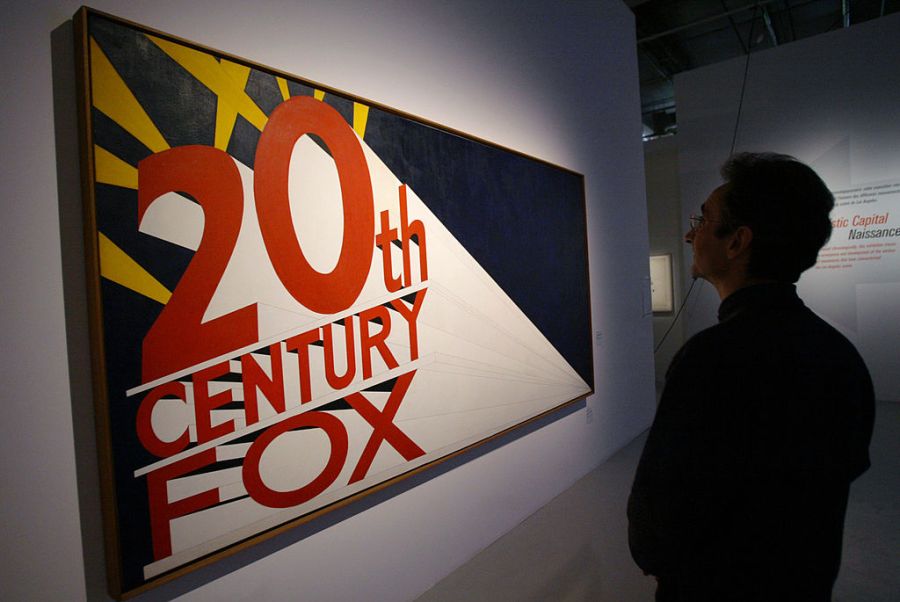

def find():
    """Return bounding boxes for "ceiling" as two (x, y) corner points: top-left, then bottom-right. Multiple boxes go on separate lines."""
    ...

(628, 0), (900, 139)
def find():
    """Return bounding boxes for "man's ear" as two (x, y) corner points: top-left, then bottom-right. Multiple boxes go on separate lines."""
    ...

(727, 225), (753, 260)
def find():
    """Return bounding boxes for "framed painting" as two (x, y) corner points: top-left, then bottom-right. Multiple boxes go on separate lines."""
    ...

(74, 7), (593, 598)
(649, 254), (674, 314)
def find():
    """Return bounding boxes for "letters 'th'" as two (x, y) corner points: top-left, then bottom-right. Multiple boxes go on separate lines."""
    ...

(375, 184), (428, 292)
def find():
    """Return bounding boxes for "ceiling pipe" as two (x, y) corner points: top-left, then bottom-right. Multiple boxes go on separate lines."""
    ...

(843, 0), (850, 28)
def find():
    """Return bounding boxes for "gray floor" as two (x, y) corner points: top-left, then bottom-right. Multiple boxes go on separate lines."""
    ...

(416, 401), (899, 601)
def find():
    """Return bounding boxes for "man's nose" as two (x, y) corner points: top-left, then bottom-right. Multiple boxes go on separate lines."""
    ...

(684, 228), (694, 244)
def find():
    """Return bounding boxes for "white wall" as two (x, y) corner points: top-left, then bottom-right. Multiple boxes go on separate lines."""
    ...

(0, 1), (654, 600)
(675, 13), (900, 401)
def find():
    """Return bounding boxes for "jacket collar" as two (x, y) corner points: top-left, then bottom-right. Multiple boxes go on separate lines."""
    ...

(717, 282), (803, 323)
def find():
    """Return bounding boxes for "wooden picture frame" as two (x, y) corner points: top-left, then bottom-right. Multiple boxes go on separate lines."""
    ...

(74, 7), (593, 597)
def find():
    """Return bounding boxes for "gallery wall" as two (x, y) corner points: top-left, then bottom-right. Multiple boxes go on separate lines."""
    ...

(644, 135), (685, 396)
(675, 12), (900, 401)
(0, 1), (654, 600)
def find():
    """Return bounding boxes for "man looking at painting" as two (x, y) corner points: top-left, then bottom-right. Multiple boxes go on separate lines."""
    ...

(628, 153), (875, 601)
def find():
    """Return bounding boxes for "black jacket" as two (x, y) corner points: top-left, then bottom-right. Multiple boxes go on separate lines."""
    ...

(628, 283), (875, 601)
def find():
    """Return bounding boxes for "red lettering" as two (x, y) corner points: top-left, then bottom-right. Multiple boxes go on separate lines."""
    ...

(136, 381), (190, 458)
(399, 184), (427, 286)
(138, 145), (257, 383)
(241, 344), (285, 426)
(193, 362), (237, 444)
(346, 370), (424, 483)
(323, 318), (356, 391)
(359, 305), (399, 379)
(254, 96), (374, 314)
(390, 288), (427, 361)
(375, 209), (402, 292)
(285, 328), (320, 404)
(242, 411), (348, 508)
(146, 449), (219, 560)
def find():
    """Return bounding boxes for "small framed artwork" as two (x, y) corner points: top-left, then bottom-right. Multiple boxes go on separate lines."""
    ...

(649, 254), (674, 313)
(74, 7), (593, 598)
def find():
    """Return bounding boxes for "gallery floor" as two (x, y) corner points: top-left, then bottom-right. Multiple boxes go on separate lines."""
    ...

(416, 401), (899, 601)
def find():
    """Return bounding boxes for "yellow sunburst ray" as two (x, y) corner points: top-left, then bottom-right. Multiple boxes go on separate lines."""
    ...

(94, 145), (138, 189)
(99, 233), (171, 305)
(149, 35), (268, 132)
(276, 76), (291, 102)
(90, 37), (169, 153)
(353, 102), (369, 139)
(215, 60), (253, 150)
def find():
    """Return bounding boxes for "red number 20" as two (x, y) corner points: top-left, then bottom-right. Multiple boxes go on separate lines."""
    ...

(138, 97), (374, 383)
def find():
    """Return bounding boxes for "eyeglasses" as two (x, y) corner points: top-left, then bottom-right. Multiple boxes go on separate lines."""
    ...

(688, 214), (725, 230)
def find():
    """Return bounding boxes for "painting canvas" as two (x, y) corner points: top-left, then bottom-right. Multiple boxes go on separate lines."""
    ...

(74, 7), (593, 597)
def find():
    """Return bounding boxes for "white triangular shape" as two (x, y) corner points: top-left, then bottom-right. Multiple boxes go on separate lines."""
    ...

(140, 116), (589, 579)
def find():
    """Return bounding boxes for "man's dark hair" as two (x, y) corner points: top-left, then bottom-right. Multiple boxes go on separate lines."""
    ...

(717, 152), (834, 283)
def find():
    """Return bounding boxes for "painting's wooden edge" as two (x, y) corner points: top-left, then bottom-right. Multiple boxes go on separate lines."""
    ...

(77, 6), (596, 598)
(74, 6), (126, 600)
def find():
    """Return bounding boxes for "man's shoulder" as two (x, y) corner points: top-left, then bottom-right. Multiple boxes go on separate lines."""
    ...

(665, 322), (733, 377)
(677, 320), (735, 356)
(675, 302), (866, 367)
(791, 305), (868, 362)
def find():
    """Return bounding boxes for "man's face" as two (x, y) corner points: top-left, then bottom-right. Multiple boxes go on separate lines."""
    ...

(685, 185), (732, 283)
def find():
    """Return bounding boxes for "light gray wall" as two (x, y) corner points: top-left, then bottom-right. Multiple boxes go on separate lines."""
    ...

(644, 135), (685, 395)
(675, 13), (900, 401)
(0, 1), (654, 600)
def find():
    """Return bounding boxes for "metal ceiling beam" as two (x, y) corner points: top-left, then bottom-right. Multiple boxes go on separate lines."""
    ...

(637, 0), (778, 44)
(763, 6), (779, 46)
(641, 47), (674, 83)
(785, 0), (797, 42)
